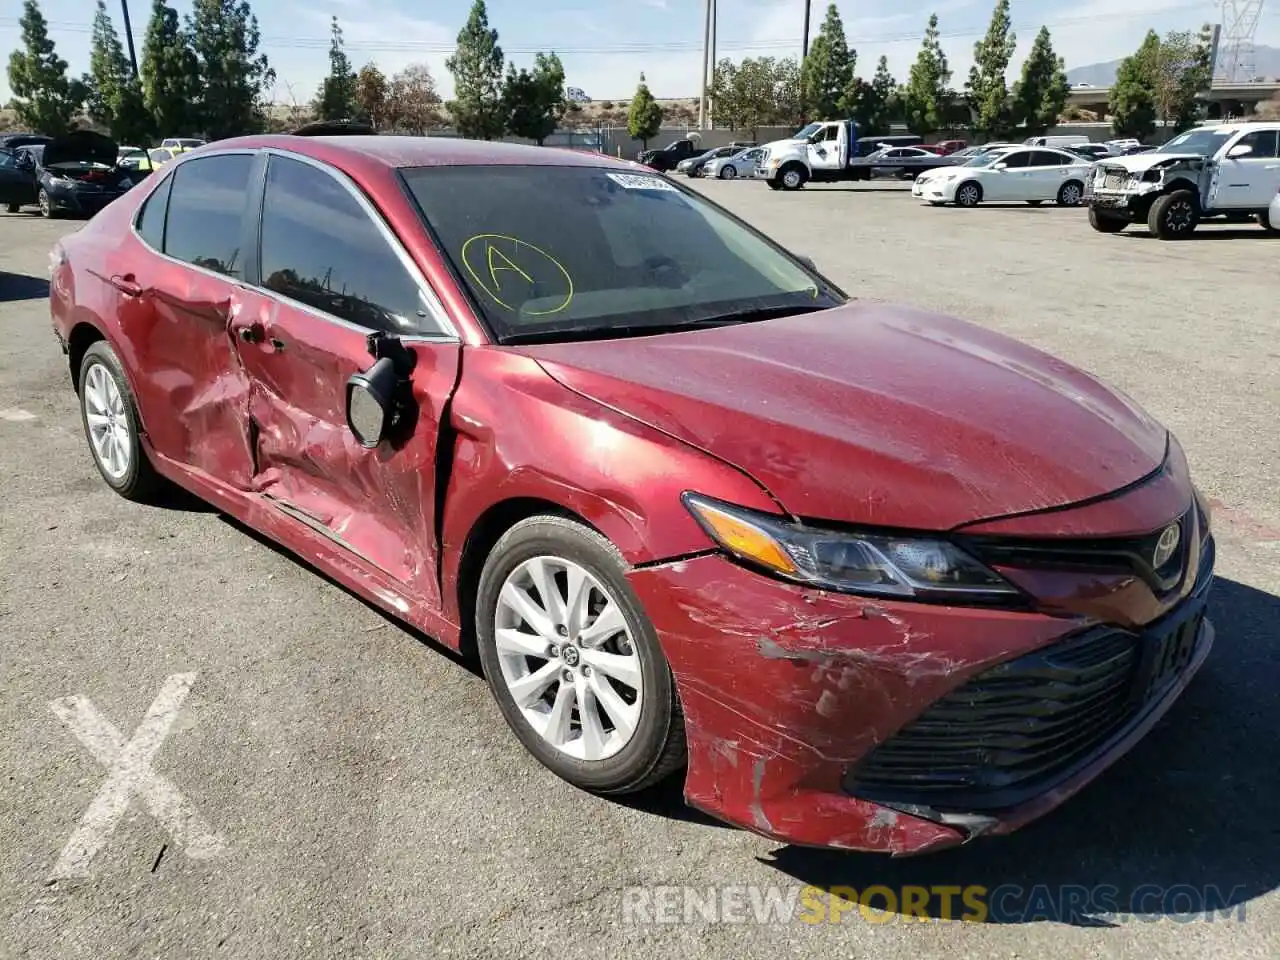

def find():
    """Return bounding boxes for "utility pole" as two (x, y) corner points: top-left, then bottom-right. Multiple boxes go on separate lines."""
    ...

(708, 0), (717, 128)
(120, 0), (140, 79)
(698, 0), (712, 129)
(802, 0), (812, 59)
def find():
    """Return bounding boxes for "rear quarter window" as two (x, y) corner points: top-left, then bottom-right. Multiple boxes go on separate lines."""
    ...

(162, 154), (254, 278)
(135, 172), (174, 250)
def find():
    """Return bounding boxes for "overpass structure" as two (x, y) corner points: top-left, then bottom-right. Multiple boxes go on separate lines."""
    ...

(1066, 80), (1280, 115)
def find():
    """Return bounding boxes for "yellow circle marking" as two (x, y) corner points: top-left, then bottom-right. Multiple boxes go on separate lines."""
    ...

(460, 234), (575, 316)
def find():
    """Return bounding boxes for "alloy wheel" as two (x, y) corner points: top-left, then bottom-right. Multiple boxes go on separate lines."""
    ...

(1060, 183), (1082, 205)
(1166, 199), (1194, 232)
(38, 189), (51, 218)
(957, 183), (980, 206)
(83, 361), (131, 480)
(782, 169), (802, 189)
(493, 555), (643, 762)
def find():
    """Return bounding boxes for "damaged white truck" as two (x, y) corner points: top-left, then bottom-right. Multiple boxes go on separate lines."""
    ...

(1086, 121), (1280, 239)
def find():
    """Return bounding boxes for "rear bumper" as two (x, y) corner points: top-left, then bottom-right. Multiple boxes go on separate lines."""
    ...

(628, 544), (1214, 855)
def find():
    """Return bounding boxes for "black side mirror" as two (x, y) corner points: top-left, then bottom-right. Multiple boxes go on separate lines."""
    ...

(345, 356), (399, 447)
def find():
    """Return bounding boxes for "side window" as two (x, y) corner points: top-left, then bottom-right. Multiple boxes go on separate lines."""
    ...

(164, 155), (253, 278)
(1028, 150), (1062, 166)
(1001, 151), (1032, 168)
(258, 155), (437, 335)
(135, 172), (174, 250)
(1234, 129), (1279, 158)
(0, 150), (18, 169)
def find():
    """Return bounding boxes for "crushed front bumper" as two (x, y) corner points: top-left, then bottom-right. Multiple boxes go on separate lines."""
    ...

(628, 550), (1214, 854)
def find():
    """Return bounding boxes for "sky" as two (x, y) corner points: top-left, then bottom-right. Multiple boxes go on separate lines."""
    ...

(3, 0), (1279, 106)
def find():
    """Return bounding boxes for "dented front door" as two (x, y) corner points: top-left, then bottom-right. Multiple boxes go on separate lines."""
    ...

(229, 291), (460, 608)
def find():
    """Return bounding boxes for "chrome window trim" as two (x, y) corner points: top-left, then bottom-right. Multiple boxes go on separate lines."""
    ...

(128, 146), (461, 344)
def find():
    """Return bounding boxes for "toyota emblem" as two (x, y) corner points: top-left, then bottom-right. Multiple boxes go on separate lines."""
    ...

(1152, 523), (1181, 569)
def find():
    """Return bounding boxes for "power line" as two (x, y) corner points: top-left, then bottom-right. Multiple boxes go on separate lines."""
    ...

(1, 2), (1262, 56)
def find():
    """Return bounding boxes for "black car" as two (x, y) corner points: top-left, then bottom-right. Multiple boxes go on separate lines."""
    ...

(17, 130), (138, 218)
(0, 132), (53, 152)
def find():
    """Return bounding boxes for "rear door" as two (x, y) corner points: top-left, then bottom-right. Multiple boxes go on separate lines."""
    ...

(233, 151), (461, 606)
(111, 152), (261, 486)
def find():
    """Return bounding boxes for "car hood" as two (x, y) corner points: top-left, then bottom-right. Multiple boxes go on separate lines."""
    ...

(1098, 152), (1207, 173)
(42, 129), (118, 168)
(519, 303), (1168, 529)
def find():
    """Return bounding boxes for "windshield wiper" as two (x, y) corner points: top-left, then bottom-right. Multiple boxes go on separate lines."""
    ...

(497, 303), (831, 345)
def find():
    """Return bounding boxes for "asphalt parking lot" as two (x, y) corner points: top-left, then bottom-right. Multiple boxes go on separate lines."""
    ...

(1, 183), (1277, 959)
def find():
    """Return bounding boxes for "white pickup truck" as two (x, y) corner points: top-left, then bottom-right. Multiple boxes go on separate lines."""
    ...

(1086, 121), (1280, 238)
(756, 119), (955, 190)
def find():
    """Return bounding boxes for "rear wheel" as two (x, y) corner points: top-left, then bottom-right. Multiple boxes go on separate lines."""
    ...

(476, 516), (686, 795)
(1057, 180), (1085, 206)
(1260, 207), (1280, 235)
(1088, 207), (1128, 233)
(77, 341), (163, 502)
(5, 202), (18, 213)
(1148, 189), (1199, 239)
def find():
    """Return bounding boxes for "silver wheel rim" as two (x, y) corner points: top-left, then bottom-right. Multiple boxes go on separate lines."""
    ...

(495, 555), (643, 761)
(958, 184), (978, 205)
(783, 170), (801, 188)
(83, 362), (131, 480)
(39, 191), (49, 216)
(1062, 184), (1081, 205)
(723, 166), (736, 179)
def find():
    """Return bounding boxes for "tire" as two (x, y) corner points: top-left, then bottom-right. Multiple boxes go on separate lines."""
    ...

(767, 179), (783, 190)
(1057, 180), (1085, 206)
(719, 165), (737, 180)
(1260, 207), (1280, 235)
(779, 164), (807, 190)
(475, 515), (686, 795)
(77, 340), (164, 502)
(1088, 206), (1128, 233)
(1148, 189), (1199, 239)
(38, 188), (57, 219)
(5, 202), (18, 213)
(954, 181), (982, 207)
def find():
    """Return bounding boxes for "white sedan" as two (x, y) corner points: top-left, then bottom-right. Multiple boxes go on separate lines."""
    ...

(912, 147), (1094, 207)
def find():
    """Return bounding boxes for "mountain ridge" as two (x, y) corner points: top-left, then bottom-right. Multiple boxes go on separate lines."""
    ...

(1066, 45), (1280, 86)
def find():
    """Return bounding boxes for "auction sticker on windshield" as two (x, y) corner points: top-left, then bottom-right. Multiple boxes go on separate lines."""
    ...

(606, 173), (678, 192)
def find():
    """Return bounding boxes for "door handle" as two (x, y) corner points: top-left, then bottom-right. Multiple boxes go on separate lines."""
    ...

(235, 322), (265, 343)
(109, 274), (142, 297)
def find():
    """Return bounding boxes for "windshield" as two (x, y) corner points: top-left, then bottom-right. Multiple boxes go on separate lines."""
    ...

(1159, 128), (1233, 156)
(401, 164), (842, 343)
(793, 123), (822, 140)
(963, 149), (1009, 167)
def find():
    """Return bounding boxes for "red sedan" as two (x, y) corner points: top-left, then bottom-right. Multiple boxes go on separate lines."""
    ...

(48, 134), (1215, 854)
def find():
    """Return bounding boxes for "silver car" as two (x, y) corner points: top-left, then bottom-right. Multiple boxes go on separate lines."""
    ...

(702, 146), (764, 180)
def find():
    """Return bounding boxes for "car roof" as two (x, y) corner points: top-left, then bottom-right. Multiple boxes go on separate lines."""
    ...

(207, 134), (640, 172)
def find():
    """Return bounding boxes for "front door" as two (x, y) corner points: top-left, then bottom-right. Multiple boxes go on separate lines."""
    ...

(231, 152), (461, 606)
(0, 149), (37, 207)
(1220, 128), (1280, 209)
(807, 124), (843, 173)
(119, 152), (261, 487)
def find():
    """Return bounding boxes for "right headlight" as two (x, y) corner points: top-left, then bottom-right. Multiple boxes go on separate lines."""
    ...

(682, 492), (1020, 602)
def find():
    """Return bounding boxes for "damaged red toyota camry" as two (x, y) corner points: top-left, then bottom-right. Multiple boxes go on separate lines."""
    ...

(49, 134), (1215, 855)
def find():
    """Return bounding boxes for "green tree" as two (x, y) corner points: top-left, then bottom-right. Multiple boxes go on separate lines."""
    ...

(385, 63), (442, 134)
(773, 56), (804, 126)
(1011, 26), (1069, 137)
(316, 17), (357, 121)
(6, 0), (87, 136)
(903, 13), (952, 136)
(141, 0), (199, 135)
(85, 0), (153, 143)
(845, 56), (898, 134)
(354, 63), (388, 129)
(627, 73), (663, 147)
(965, 0), (1016, 138)
(1109, 30), (1159, 140)
(711, 57), (781, 137)
(503, 52), (566, 145)
(800, 3), (854, 119)
(446, 0), (506, 139)
(1155, 26), (1214, 132)
(186, 0), (275, 138)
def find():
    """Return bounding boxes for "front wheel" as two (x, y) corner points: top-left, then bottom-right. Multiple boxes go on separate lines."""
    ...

(1260, 207), (1280, 235)
(778, 165), (807, 190)
(38, 188), (56, 219)
(5, 202), (18, 213)
(476, 516), (686, 795)
(719, 165), (737, 180)
(954, 181), (982, 207)
(1148, 190), (1199, 239)
(1088, 206), (1128, 233)
(767, 179), (783, 190)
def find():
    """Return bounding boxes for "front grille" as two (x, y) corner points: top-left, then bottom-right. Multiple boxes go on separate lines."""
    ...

(961, 508), (1194, 598)
(847, 627), (1140, 810)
